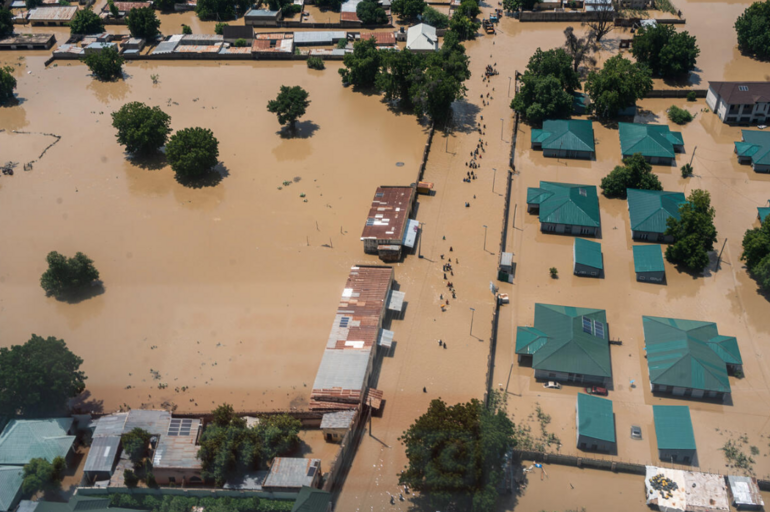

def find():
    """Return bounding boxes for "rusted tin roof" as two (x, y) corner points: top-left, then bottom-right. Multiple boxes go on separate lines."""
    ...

(366, 31), (395, 45)
(360, 186), (414, 243)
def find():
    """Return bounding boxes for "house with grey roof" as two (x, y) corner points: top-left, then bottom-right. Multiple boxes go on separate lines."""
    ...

(262, 458), (321, 493)
(707, 81), (770, 125)
(320, 410), (356, 443)
(0, 418), (75, 466)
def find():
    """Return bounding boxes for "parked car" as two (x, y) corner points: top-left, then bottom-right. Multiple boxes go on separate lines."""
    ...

(544, 381), (562, 389)
(584, 386), (608, 396)
(631, 425), (642, 439)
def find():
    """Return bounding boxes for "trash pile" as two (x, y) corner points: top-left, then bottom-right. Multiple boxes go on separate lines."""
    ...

(650, 473), (679, 498)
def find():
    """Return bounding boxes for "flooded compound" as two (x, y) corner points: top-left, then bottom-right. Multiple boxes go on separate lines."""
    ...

(0, 57), (428, 414)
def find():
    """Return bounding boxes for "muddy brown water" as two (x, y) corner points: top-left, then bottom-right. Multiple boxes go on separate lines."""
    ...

(3, 0), (770, 511)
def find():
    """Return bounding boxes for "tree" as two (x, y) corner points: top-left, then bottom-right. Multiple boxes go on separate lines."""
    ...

(503, 0), (540, 10)
(315, 0), (343, 10)
(25, 0), (41, 9)
(734, 0), (770, 60)
(455, 0), (480, 18)
(22, 457), (65, 495)
(0, 335), (86, 417)
(667, 105), (693, 124)
(339, 37), (382, 87)
(680, 162), (693, 177)
(214, 22), (228, 34)
(584, 55), (652, 118)
(0, 65), (16, 105)
(422, 6), (449, 28)
(81, 46), (124, 81)
(165, 127), (220, 179)
(0, 8), (14, 39)
(108, 0), (119, 18)
(123, 469), (139, 488)
(122, 428), (151, 465)
(307, 56), (325, 70)
(399, 398), (515, 512)
(600, 153), (662, 198)
(212, 403), (238, 426)
(391, 0), (425, 18)
(449, 14), (479, 41)
(582, 0), (614, 41)
(377, 49), (423, 105)
(741, 219), (770, 290)
(664, 189), (717, 272)
(254, 414), (301, 462)
(563, 26), (596, 73)
(267, 85), (310, 130)
(356, 0), (387, 24)
(195, 0), (250, 20)
(126, 7), (161, 39)
(69, 9), (104, 35)
(111, 102), (172, 154)
(631, 24), (699, 78)
(511, 74), (572, 124)
(523, 47), (580, 92)
(182, 24), (192, 34)
(411, 65), (465, 123)
(153, 0), (176, 11)
(40, 251), (100, 297)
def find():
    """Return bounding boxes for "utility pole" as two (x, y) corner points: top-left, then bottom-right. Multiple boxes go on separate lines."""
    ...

(483, 224), (488, 252)
(418, 222), (424, 258)
(508, 76), (512, 98)
(469, 307), (476, 336)
(500, 118), (504, 141)
(717, 238), (728, 269)
(492, 168), (497, 193)
(689, 146), (698, 167)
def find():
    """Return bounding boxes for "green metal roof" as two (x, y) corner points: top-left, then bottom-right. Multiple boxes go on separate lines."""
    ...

(530, 119), (595, 153)
(633, 244), (665, 273)
(292, 486), (332, 512)
(28, 496), (136, 512)
(516, 304), (612, 378)
(573, 92), (588, 115)
(577, 393), (615, 443)
(653, 405), (696, 451)
(527, 182), (601, 228)
(0, 467), (23, 512)
(0, 418), (75, 465)
(643, 316), (741, 393)
(515, 326), (550, 355)
(574, 238), (603, 270)
(737, 130), (770, 165)
(759, 207), (770, 224)
(619, 122), (684, 159)
(627, 188), (687, 234)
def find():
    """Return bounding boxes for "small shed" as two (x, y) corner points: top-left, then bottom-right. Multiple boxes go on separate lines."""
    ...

(726, 475), (764, 509)
(244, 8), (282, 26)
(633, 244), (665, 283)
(262, 458), (321, 492)
(121, 37), (145, 51)
(573, 238), (602, 277)
(499, 252), (514, 283)
(653, 405), (696, 464)
(320, 410), (355, 443)
(576, 393), (615, 453)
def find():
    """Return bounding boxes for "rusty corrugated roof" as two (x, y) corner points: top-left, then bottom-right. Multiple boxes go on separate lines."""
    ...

(360, 186), (414, 243)
(366, 32), (395, 45)
(340, 11), (360, 21)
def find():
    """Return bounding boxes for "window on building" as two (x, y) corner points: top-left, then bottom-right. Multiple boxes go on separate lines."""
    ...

(578, 188), (587, 197)
(738, 85), (749, 91)
(594, 320), (605, 338)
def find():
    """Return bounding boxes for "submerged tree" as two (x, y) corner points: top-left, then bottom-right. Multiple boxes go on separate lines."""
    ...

(390, 0), (425, 19)
(0, 334), (87, 417)
(111, 102), (172, 154)
(448, 13), (479, 41)
(22, 457), (66, 495)
(0, 7), (14, 39)
(600, 153), (662, 198)
(631, 24), (699, 78)
(126, 7), (161, 39)
(339, 37), (382, 87)
(584, 55), (652, 117)
(563, 26), (596, 73)
(69, 8), (104, 35)
(40, 251), (100, 297)
(356, 0), (388, 24)
(734, 0), (770, 60)
(81, 46), (124, 81)
(0, 65), (16, 104)
(267, 85), (311, 131)
(165, 127), (220, 179)
(582, 0), (614, 41)
(664, 189), (717, 272)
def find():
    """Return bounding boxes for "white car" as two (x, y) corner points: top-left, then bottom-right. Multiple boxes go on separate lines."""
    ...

(543, 381), (562, 389)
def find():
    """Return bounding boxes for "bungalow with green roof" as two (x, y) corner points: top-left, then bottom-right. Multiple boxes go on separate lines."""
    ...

(735, 130), (770, 172)
(516, 304), (612, 386)
(643, 316), (742, 401)
(17, 495), (139, 512)
(653, 405), (696, 464)
(619, 122), (684, 165)
(758, 206), (770, 224)
(527, 182), (601, 236)
(573, 238), (603, 277)
(633, 244), (665, 283)
(626, 188), (687, 243)
(0, 467), (23, 512)
(576, 393), (615, 453)
(0, 418), (75, 466)
(531, 120), (596, 160)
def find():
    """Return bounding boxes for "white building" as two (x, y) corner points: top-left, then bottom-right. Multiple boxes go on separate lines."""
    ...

(706, 81), (770, 125)
(406, 23), (438, 52)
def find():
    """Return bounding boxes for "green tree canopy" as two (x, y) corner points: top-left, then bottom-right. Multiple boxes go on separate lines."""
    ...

(356, 0), (388, 24)
(0, 8), (14, 39)
(266, 85), (310, 130)
(411, 65), (464, 123)
(377, 49), (426, 105)
(667, 105), (693, 124)
(111, 102), (172, 154)
(122, 428), (151, 465)
(735, 0), (770, 60)
(524, 47), (581, 92)
(339, 37), (382, 87)
(0, 65), (16, 104)
(455, 0), (480, 18)
(153, 0), (176, 11)
(195, 0), (250, 20)
(584, 55), (652, 118)
(511, 74), (572, 124)
(22, 457), (65, 495)
(399, 398), (515, 512)
(391, 0), (425, 18)
(25, 0), (42, 9)
(81, 46), (124, 81)
(741, 217), (770, 290)
(600, 153), (662, 198)
(664, 189), (717, 272)
(0, 335), (86, 417)
(631, 24), (699, 78)
(421, 6), (449, 28)
(166, 127), (220, 179)
(126, 7), (161, 39)
(108, 0), (119, 17)
(503, 0), (540, 9)
(69, 8), (104, 35)
(40, 251), (100, 297)
(448, 13), (479, 41)
(315, 0), (342, 10)
(254, 414), (301, 462)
